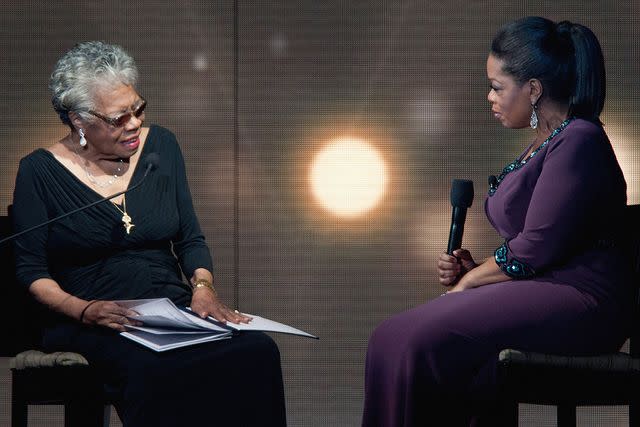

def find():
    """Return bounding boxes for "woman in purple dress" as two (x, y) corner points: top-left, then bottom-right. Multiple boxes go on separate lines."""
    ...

(362, 17), (633, 426)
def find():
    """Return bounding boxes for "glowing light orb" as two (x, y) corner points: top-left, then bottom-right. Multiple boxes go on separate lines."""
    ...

(310, 137), (387, 217)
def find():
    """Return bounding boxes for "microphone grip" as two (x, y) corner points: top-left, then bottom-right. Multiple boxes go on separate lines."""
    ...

(447, 206), (467, 255)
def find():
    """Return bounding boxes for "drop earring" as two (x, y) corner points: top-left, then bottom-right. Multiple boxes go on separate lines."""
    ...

(529, 103), (538, 129)
(78, 128), (87, 147)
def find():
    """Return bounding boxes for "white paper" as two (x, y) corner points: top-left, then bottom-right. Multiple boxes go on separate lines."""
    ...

(115, 298), (318, 352)
(225, 315), (317, 339)
(121, 330), (231, 352)
(118, 298), (228, 332)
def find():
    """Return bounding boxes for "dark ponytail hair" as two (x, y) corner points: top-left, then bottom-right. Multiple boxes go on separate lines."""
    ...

(491, 17), (606, 123)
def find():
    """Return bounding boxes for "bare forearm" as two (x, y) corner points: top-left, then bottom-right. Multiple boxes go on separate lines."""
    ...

(457, 257), (511, 290)
(29, 278), (90, 321)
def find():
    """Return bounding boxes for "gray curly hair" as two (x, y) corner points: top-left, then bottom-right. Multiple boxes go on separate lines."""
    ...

(49, 41), (138, 127)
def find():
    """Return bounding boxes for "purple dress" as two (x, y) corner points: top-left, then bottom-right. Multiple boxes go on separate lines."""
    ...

(362, 119), (633, 426)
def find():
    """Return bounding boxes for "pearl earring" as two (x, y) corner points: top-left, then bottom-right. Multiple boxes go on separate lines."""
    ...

(529, 104), (538, 129)
(79, 128), (87, 147)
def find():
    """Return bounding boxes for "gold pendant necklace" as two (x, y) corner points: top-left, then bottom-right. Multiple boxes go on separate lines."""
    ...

(112, 194), (135, 234)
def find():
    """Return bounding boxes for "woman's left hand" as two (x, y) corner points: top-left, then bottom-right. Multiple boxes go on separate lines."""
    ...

(438, 249), (477, 287)
(190, 288), (252, 324)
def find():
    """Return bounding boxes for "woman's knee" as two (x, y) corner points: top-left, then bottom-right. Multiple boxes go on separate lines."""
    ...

(244, 331), (281, 359)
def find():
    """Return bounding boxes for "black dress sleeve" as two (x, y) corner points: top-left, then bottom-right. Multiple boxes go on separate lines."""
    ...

(163, 129), (214, 279)
(12, 154), (53, 288)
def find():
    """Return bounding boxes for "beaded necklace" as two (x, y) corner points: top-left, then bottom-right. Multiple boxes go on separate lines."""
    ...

(71, 145), (133, 234)
(72, 147), (125, 189)
(488, 117), (573, 196)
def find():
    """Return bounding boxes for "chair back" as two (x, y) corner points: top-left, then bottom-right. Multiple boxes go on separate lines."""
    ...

(0, 206), (43, 356)
(622, 204), (640, 356)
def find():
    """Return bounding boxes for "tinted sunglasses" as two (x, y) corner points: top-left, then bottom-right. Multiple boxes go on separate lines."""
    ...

(88, 98), (147, 128)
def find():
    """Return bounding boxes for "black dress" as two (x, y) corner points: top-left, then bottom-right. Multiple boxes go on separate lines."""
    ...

(12, 125), (286, 426)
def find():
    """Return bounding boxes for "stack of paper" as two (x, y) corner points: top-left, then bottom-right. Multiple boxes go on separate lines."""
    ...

(117, 298), (317, 352)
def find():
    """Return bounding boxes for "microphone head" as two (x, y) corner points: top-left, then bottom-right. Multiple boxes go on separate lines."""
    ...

(450, 179), (474, 208)
(145, 153), (160, 171)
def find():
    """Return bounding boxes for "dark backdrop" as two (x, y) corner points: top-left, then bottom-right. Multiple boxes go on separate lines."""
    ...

(1, 1), (638, 425)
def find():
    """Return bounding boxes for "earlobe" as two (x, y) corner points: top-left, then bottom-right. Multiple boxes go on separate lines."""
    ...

(68, 111), (83, 132)
(529, 79), (543, 105)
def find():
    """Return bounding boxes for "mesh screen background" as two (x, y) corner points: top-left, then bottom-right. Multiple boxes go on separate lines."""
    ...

(0, 1), (639, 426)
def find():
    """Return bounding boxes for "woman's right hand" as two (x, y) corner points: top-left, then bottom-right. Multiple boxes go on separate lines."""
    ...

(81, 300), (141, 332)
(438, 249), (477, 287)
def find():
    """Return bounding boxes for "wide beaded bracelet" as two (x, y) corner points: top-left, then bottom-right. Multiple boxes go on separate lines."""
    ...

(192, 279), (217, 297)
(494, 242), (535, 279)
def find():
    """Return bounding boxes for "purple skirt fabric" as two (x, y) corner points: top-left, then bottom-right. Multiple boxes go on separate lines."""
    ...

(362, 280), (628, 426)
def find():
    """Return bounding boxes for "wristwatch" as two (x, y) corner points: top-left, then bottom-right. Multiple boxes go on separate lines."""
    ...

(192, 279), (217, 297)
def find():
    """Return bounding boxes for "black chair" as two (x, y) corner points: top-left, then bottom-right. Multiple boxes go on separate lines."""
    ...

(497, 204), (640, 427)
(0, 209), (113, 427)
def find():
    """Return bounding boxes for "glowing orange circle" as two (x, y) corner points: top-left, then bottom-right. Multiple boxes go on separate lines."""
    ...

(310, 137), (387, 217)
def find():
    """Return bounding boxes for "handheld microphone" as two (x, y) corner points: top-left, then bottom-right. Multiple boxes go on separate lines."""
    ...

(447, 179), (474, 255)
(0, 153), (160, 245)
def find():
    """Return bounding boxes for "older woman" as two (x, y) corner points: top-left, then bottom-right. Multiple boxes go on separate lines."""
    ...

(363, 17), (632, 426)
(13, 41), (286, 426)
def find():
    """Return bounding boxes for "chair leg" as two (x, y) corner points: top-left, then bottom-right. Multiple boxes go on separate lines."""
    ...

(557, 404), (576, 427)
(65, 400), (108, 427)
(10, 399), (27, 427)
(486, 401), (518, 427)
(500, 401), (518, 427)
(630, 402), (640, 427)
(11, 377), (27, 427)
